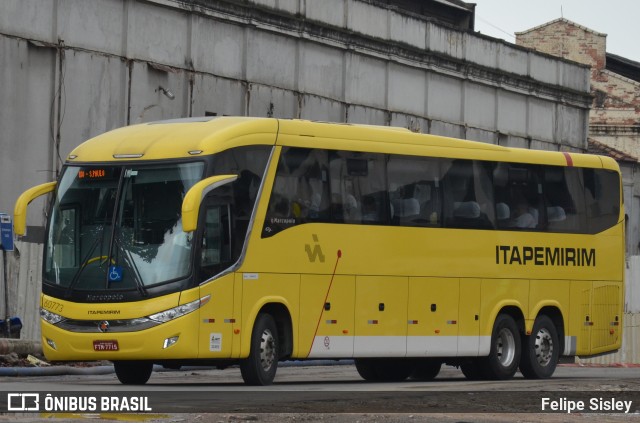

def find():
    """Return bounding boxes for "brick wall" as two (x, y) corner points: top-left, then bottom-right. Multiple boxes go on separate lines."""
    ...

(516, 18), (606, 72)
(516, 18), (640, 156)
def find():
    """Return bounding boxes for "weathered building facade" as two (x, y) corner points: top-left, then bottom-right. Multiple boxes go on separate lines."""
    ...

(0, 0), (592, 340)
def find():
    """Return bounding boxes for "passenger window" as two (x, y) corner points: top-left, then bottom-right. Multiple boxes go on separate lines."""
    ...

(443, 160), (495, 229)
(493, 163), (543, 230)
(263, 148), (330, 237)
(584, 169), (620, 233)
(329, 151), (387, 225)
(387, 155), (442, 227)
(543, 167), (587, 233)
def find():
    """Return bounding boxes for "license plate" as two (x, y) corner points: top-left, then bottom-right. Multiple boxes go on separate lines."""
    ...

(93, 340), (119, 351)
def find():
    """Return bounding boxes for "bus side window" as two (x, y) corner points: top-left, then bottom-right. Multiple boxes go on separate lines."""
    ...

(443, 160), (495, 229)
(543, 167), (587, 233)
(199, 205), (232, 280)
(584, 169), (621, 233)
(329, 151), (387, 225)
(493, 164), (542, 230)
(387, 155), (441, 227)
(263, 148), (330, 237)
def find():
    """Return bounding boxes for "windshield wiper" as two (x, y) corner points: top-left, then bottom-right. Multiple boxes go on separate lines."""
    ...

(64, 234), (104, 298)
(113, 233), (148, 297)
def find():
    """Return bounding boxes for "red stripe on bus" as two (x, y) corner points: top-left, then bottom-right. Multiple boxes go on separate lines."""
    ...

(563, 152), (574, 166)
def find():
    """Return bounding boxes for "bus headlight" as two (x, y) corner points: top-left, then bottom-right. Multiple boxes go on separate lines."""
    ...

(40, 308), (65, 325)
(148, 295), (210, 323)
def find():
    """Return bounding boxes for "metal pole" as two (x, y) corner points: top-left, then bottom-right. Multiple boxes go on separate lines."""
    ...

(2, 249), (10, 338)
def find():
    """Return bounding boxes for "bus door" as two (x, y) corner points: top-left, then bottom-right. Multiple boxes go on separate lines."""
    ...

(184, 175), (239, 358)
(354, 276), (408, 357)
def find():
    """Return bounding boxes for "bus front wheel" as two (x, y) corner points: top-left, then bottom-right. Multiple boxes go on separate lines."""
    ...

(481, 314), (521, 380)
(113, 360), (153, 385)
(240, 313), (279, 386)
(519, 315), (559, 379)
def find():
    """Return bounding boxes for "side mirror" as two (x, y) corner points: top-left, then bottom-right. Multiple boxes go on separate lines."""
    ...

(14, 181), (57, 236)
(182, 175), (238, 233)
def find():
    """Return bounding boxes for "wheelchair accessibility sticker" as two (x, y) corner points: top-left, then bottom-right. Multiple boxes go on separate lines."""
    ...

(108, 265), (123, 282)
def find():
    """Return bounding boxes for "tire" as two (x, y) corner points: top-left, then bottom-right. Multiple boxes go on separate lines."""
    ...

(354, 358), (413, 382)
(480, 314), (521, 380)
(354, 358), (378, 381)
(113, 361), (153, 385)
(460, 360), (484, 380)
(519, 315), (560, 379)
(410, 360), (442, 381)
(240, 313), (279, 386)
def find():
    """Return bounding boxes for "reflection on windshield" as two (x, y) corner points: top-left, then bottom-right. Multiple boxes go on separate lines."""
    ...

(45, 162), (204, 291)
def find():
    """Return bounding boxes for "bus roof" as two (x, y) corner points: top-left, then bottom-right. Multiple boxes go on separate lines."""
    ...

(67, 117), (619, 172)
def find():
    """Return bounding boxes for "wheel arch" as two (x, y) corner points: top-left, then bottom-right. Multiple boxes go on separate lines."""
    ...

(258, 302), (294, 359)
(243, 298), (293, 360)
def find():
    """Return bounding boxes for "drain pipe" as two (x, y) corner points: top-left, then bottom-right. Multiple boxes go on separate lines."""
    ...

(0, 339), (42, 356)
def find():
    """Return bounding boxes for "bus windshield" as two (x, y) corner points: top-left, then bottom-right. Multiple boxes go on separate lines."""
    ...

(45, 162), (204, 292)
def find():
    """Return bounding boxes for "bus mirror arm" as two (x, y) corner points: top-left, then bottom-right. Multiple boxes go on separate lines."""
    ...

(13, 181), (57, 236)
(182, 174), (238, 233)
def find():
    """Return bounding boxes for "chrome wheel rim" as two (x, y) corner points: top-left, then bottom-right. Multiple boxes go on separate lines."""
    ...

(496, 328), (516, 367)
(534, 328), (554, 367)
(260, 328), (276, 371)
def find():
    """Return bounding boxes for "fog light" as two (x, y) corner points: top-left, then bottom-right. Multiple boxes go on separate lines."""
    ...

(46, 338), (57, 350)
(163, 336), (179, 349)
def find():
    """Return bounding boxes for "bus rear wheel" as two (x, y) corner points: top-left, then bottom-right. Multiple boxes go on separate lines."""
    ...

(481, 314), (521, 380)
(240, 313), (279, 386)
(113, 360), (153, 385)
(519, 315), (559, 379)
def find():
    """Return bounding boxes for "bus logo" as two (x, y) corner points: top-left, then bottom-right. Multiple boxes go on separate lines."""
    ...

(98, 321), (110, 332)
(305, 234), (325, 263)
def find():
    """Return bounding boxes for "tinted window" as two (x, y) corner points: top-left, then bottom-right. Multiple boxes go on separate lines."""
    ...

(387, 155), (443, 227)
(584, 169), (621, 233)
(493, 163), (543, 230)
(543, 167), (587, 233)
(329, 151), (387, 225)
(442, 160), (495, 229)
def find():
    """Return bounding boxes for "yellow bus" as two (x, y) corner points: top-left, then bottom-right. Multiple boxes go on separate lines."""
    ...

(15, 117), (624, 385)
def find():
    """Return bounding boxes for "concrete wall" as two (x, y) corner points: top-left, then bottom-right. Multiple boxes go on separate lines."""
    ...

(0, 0), (593, 340)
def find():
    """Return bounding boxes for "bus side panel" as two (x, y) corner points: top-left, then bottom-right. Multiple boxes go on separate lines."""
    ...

(198, 273), (235, 358)
(458, 278), (481, 356)
(240, 272), (300, 358)
(303, 274), (355, 358)
(570, 280), (592, 355)
(353, 276), (407, 357)
(407, 277), (459, 357)
(480, 278), (529, 355)
(527, 279), (569, 334)
(590, 280), (623, 355)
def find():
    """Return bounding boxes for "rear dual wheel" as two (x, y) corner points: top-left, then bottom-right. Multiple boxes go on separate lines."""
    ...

(472, 314), (521, 380)
(519, 315), (559, 379)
